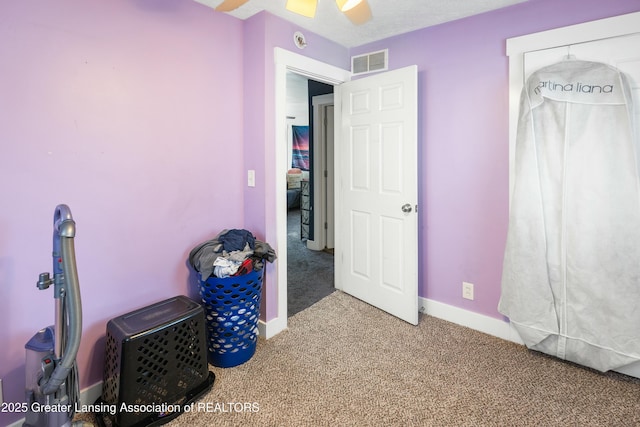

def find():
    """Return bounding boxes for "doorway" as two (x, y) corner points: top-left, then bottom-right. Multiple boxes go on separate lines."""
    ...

(285, 72), (336, 317)
(268, 48), (350, 338)
(271, 48), (419, 337)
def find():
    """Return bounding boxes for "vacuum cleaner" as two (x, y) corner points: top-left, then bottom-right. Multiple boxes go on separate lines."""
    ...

(23, 205), (85, 427)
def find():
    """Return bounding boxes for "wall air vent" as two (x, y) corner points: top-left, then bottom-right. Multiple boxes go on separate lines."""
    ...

(351, 49), (388, 75)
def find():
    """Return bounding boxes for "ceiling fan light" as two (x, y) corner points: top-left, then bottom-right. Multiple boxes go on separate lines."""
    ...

(286, 0), (317, 18)
(336, 0), (363, 12)
(214, 0), (249, 12)
(344, 0), (371, 25)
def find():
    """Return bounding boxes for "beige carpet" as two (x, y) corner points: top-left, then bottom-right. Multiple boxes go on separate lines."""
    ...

(161, 291), (639, 427)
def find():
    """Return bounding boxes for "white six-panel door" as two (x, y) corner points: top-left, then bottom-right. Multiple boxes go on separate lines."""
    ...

(335, 65), (419, 325)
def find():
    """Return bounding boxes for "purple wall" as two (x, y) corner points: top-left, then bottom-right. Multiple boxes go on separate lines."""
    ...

(0, 0), (244, 424)
(1, 0), (639, 424)
(350, 0), (640, 320)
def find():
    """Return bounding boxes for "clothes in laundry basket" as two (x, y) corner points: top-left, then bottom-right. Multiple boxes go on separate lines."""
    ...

(188, 229), (276, 280)
(218, 229), (256, 251)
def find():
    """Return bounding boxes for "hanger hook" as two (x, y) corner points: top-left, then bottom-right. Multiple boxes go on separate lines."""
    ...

(565, 45), (576, 60)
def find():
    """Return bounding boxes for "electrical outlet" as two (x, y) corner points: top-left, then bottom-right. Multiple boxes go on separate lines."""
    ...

(247, 170), (256, 187)
(462, 281), (474, 300)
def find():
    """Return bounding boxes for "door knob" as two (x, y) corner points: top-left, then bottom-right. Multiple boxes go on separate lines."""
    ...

(401, 203), (412, 213)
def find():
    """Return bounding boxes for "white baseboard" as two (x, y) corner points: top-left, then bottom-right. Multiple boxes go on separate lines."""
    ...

(305, 239), (323, 251)
(258, 316), (287, 340)
(419, 297), (524, 345)
(256, 296), (522, 345)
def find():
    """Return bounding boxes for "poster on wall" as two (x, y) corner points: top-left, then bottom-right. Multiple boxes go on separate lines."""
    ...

(292, 125), (309, 170)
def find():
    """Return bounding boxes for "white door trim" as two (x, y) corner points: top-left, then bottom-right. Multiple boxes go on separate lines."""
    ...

(263, 48), (350, 339)
(307, 93), (335, 252)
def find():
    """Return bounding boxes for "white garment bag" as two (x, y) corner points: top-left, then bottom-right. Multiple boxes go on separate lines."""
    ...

(499, 60), (640, 372)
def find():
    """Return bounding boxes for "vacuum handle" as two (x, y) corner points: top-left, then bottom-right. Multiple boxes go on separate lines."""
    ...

(54, 204), (75, 238)
(52, 204), (75, 276)
(41, 204), (83, 395)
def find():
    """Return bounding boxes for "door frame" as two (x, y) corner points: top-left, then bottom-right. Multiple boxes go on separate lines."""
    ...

(268, 48), (350, 338)
(307, 93), (335, 252)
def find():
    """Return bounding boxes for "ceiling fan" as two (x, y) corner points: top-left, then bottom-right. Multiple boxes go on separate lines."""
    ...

(214, 0), (372, 25)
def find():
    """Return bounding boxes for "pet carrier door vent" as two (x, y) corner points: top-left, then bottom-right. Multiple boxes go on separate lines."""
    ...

(351, 49), (388, 75)
(96, 296), (214, 427)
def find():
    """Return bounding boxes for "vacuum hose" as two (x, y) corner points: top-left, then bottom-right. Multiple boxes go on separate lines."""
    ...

(40, 205), (83, 396)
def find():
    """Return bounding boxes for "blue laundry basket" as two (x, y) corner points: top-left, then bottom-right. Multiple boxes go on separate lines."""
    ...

(198, 268), (263, 368)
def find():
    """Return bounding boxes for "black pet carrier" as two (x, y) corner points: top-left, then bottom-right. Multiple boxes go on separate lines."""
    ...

(95, 295), (214, 427)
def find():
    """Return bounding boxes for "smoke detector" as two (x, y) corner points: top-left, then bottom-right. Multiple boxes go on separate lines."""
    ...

(294, 31), (307, 49)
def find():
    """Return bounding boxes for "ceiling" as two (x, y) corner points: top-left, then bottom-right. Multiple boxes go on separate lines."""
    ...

(194, 0), (528, 48)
